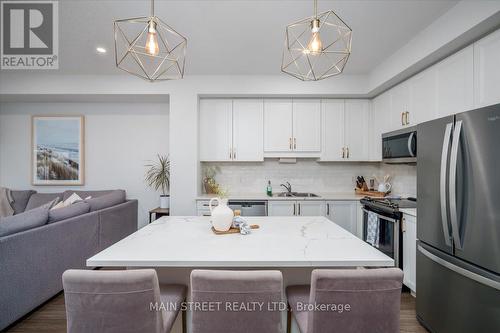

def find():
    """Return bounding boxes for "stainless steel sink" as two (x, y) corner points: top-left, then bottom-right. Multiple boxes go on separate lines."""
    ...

(273, 192), (319, 198)
(293, 192), (320, 197)
(274, 192), (297, 197)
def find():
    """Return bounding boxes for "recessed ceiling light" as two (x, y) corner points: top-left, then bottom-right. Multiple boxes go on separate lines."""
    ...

(96, 47), (107, 54)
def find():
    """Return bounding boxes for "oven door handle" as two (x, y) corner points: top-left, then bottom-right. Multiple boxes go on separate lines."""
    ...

(361, 208), (399, 223)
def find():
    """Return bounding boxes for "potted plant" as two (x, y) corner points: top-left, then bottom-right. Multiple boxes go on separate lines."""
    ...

(145, 154), (170, 209)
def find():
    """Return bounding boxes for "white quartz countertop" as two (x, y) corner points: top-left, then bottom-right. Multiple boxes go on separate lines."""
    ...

(87, 216), (394, 268)
(400, 208), (417, 217)
(196, 192), (365, 201)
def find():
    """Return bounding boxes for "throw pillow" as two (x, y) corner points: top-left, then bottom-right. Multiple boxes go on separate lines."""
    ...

(51, 193), (84, 210)
(0, 204), (50, 237)
(10, 190), (36, 214)
(25, 193), (62, 211)
(48, 202), (91, 223)
(86, 190), (126, 211)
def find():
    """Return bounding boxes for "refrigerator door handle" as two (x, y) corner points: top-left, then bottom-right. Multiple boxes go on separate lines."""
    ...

(440, 123), (453, 247)
(449, 120), (463, 250)
(418, 245), (500, 291)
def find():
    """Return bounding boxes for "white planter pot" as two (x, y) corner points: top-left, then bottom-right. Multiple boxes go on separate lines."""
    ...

(160, 195), (170, 209)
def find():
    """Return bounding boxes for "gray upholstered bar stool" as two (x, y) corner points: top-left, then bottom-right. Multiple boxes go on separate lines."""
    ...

(190, 270), (284, 333)
(286, 268), (403, 333)
(62, 269), (187, 333)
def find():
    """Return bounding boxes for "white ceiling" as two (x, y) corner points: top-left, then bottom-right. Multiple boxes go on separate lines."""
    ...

(58, 0), (459, 75)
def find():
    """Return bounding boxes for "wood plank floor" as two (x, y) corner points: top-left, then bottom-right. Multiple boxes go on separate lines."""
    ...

(5, 291), (428, 332)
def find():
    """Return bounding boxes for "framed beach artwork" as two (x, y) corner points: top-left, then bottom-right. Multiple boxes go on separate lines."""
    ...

(32, 116), (85, 185)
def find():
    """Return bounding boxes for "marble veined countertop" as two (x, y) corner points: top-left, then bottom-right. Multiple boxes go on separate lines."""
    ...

(87, 216), (393, 268)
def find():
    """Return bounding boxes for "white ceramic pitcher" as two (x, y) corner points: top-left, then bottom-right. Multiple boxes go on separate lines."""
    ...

(378, 182), (392, 193)
(209, 197), (234, 232)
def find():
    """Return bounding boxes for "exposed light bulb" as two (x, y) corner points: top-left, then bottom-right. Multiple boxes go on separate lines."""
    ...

(306, 19), (322, 55)
(145, 21), (159, 56)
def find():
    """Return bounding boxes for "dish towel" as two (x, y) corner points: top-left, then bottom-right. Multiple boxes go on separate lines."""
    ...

(0, 187), (14, 218)
(366, 211), (380, 248)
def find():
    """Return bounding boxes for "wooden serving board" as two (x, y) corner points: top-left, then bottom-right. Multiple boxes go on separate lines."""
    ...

(355, 188), (388, 198)
(211, 225), (260, 235)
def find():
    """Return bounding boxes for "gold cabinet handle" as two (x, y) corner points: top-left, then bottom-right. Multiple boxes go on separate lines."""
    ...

(406, 111), (410, 125)
(233, 148), (236, 160)
(346, 146), (350, 159)
(293, 138), (297, 150)
(341, 147), (345, 158)
(401, 112), (404, 126)
(289, 138), (292, 150)
(229, 148), (232, 159)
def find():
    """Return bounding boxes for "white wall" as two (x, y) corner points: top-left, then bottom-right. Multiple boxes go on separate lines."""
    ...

(0, 102), (169, 228)
(202, 161), (416, 198)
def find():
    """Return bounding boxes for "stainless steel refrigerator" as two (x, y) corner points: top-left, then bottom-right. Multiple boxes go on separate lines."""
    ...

(417, 104), (500, 333)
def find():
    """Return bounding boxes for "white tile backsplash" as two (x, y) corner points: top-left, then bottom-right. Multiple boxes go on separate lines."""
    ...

(202, 160), (416, 197)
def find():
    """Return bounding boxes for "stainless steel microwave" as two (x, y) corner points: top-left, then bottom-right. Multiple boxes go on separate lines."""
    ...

(382, 126), (417, 163)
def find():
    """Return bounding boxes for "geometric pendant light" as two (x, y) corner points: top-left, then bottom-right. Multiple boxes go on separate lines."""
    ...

(113, 0), (187, 82)
(281, 0), (352, 81)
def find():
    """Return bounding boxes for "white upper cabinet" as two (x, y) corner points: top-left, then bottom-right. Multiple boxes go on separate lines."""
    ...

(474, 28), (500, 108)
(264, 99), (293, 152)
(264, 99), (321, 156)
(390, 82), (410, 130)
(409, 67), (437, 125)
(292, 99), (321, 152)
(199, 99), (233, 161)
(370, 92), (390, 161)
(344, 100), (370, 161)
(435, 45), (474, 118)
(200, 99), (264, 162)
(321, 99), (345, 161)
(321, 99), (370, 161)
(232, 99), (264, 161)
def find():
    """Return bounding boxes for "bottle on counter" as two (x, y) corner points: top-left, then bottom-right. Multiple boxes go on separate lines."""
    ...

(266, 180), (273, 197)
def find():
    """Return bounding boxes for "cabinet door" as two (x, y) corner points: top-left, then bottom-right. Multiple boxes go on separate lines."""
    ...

(474, 29), (500, 108)
(390, 82), (410, 130)
(325, 201), (357, 235)
(435, 45), (474, 117)
(403, 214), (417, 293)
(321, 99), (345, 161)
(292, 99), (321, 152)
(199, 99), (233, 161)
(232, 99), (264, 161)
(298, 201), (325, 216)
(344, 100), (370, 161)
(264, 99), (293, 152)
(409, 67), (437, 124)
(370, 93), (390, 161)
(267, 201), (296, 216)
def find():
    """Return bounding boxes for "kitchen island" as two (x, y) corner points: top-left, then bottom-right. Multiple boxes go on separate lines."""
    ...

(87, 216), (393, 333)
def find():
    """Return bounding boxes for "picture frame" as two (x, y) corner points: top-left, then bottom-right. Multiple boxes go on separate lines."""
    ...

(31, 115), (85, 186)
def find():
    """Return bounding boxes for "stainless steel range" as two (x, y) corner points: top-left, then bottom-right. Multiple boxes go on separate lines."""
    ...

(360, 197), (417, 268)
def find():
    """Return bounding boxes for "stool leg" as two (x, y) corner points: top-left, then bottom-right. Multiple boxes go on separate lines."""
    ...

(182, 302), (187, 333)
(287, 304), (292, 333)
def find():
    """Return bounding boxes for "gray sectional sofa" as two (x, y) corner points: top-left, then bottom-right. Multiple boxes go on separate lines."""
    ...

(0, 189), (138, 330)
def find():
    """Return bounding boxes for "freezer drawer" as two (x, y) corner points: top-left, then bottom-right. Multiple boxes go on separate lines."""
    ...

(416, 242), (500, 333)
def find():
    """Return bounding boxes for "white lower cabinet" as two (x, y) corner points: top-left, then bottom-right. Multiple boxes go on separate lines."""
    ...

(325, 201), (358, 235)
(267, 200), (325, 216)
(402, 213), (417, 294)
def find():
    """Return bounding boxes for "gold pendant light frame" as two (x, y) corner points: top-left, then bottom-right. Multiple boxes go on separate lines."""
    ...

(113, 0), (187, 82)
(281, 0), (352, 81)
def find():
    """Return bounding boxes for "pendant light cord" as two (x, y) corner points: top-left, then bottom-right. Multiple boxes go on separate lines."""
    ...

(314, 0), (318, 18)
(151, 0), (154, 17)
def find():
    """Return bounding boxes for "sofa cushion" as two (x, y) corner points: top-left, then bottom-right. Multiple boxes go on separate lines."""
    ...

(85, 190), (126, 212)
(10, 190), (36, 214)
(48, 202), (90, 223)
(25, 193), (62, 211)
(63, 190), (112, 201)
(0, 204), (50, 237)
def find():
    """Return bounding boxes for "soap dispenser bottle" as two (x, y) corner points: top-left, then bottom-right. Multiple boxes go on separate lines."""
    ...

(266, 180), (273, 197)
